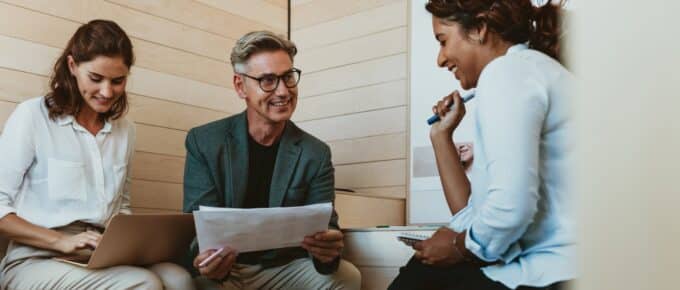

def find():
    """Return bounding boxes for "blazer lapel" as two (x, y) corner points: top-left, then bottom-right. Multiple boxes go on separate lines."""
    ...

(269, 122), (302, 207)
(225, 112), (249, 208)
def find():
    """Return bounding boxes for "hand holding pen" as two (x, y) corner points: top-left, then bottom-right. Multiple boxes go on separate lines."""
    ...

(194, 246), (238, 280)
(429, 90), (474, 137)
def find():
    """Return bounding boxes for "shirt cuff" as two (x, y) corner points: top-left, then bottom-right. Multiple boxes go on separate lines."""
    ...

(0, 205), (17, 220)
(465, 226), (523, 263)
(448, 205), (474, 233)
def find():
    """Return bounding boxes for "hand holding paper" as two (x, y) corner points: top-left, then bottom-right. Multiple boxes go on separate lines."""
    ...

(302, 229), (344, 263)
(193, 203), (333, 254)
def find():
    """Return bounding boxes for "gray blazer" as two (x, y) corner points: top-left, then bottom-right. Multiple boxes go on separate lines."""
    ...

(182, 111), (339, 274)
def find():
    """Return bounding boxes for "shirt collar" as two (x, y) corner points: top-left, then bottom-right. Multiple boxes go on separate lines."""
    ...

(507, 43), (528, 55)
(57, 114), (113, 134)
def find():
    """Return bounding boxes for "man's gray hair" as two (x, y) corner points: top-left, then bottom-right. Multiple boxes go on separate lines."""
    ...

(230, 31), (297, 74)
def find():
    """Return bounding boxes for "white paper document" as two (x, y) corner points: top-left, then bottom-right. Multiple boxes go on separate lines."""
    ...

(193, 202), (333, 253)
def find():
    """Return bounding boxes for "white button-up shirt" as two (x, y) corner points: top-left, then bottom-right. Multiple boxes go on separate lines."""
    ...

(0, 97), (135, 228)
(449, 44), (576, 288)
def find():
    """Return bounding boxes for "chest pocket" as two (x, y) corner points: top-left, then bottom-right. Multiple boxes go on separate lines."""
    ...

(112, 163), (128, 194)
(47, 158), (87, 201)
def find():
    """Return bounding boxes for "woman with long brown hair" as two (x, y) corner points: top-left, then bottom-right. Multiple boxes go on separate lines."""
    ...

(0, 20), (194, 289)
(390, 1), (574, 289)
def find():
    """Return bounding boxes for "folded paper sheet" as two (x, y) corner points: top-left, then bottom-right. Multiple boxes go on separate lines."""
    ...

(194, 202), (333, 253)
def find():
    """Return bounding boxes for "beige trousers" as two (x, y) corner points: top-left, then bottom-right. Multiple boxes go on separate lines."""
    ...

(193, 258), (361, 290)
(0, 223), (195, 290)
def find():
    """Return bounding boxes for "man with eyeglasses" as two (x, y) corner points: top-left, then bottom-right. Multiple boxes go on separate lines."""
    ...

(181, 31), (361, 290)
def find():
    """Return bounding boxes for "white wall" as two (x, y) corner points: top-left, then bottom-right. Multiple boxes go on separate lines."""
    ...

(408, 0), (476, 224)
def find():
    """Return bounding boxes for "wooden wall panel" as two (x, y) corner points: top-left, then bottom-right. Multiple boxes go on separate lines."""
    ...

(196, 0), (287, 31)
(351, 186), (406, 200)
(0, 2), (233, 88)
(296, 27), (407, 73)
(292, 0), (409, 232)
(292, 1), (407, 49)
(127, 67), (242, 113)
(131, 207), (181, 214)
(0, 69), (48, 103)
(127, 94), (228, 131)
(130, 152), (185, 184)
(328, 133), (406, 166)
(292, 0), (399, 30)
(297, 107), (406, 142)
(135, 124), (187, 157)
(294, 79), (407, 122)
(3, 0), (234, 61)
(335, 193), (405, 228)
(300, 53), (407, 98)
(107, 0), (284, 38)
(265, 0), (288, 9)
(130, 179), (182, 210)
(336, 160), (406, 188)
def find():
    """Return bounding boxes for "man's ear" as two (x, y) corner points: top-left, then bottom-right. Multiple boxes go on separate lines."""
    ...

(67, 55), (78, 76)
(233, 74), (247, 100)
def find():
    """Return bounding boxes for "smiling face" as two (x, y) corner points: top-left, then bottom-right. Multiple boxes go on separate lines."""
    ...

(68, 55), (129, 116)
(432, 17), (485, 90)
(234, 50), (298, 125)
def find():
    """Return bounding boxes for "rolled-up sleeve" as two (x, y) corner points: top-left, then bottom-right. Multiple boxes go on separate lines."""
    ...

(0, 103), (36, 219)
(448, 204), (475, 233)
(118, 123), (136, 215)
(465, 58), (548, 263)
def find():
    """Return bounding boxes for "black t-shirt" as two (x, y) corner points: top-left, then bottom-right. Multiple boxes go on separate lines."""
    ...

(243, 134), (279, 209)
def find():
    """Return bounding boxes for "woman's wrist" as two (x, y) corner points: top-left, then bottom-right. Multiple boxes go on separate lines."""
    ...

(46, 230), (65, 252)
(430, 127), (453, 141)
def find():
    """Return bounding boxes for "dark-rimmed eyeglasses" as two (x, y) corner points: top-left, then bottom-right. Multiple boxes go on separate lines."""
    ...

(239, 68), (302, 93)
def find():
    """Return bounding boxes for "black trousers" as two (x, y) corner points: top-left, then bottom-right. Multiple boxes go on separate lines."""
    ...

(388, 257), (568, 290)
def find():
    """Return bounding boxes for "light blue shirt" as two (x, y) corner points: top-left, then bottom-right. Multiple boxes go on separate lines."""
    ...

(449, 44), (576, 289)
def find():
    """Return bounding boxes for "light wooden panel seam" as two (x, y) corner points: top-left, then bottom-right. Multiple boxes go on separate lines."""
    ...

(336, 159), (407, 188)
(292, 0), (401, 30)
(297, 106), (406, 142)
(265, 0), (288, 9)
(0, 68), (231, 132)
(130, 151), (185, 184)
(335, 193), (405, 228)
(107, 0), (284, 39)
(2, 0), (234, 61)
(299, 53), (407, 98)
(128, 94), (230, 132)
(291, 0), (407, 50)
(135, 124), (187, 157)
(131, 207), (181, 214)
(296, 26), (407, 74)
(351, 186), (406, 200)
(130, 179), (183, 210)
(327, 132), (406, 165)
(0, 2), (234, 88)
(294, 79), (407, 122)
(0, 35), (244, 113)
(196, 0), (287, 31)
(0, 68), (48, 103)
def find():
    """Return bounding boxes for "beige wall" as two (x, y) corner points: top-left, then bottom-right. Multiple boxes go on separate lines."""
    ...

(572, 1), (680, 289)
(291, 0), (408, 228)
(0, 0), (287, 214)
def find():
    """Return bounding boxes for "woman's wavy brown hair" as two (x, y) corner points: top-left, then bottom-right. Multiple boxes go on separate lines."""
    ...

(425, 0), (564, 62)
(45, 19), (134, 121)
